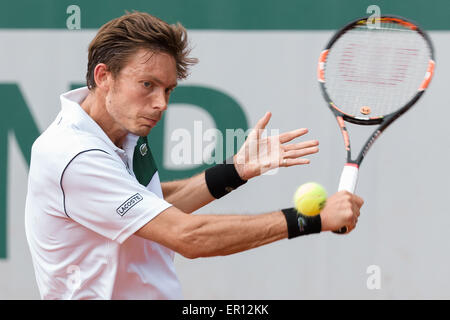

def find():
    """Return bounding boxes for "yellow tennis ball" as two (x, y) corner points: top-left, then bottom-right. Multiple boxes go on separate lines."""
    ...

(293, 182), (327, 216)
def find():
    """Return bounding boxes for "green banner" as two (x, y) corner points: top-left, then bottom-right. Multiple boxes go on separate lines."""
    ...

(1, 0), (449, 30)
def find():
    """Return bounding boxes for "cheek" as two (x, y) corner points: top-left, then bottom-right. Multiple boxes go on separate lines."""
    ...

(104, 91), (115, 114)
(105, 90), (118, 114)
(107, 82), (148, 123)
(105, 90), (129, 123)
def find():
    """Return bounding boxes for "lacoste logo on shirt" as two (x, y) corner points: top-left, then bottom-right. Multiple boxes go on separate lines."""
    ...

(139, 143), (148, 156)
(116, 193), (143, 216)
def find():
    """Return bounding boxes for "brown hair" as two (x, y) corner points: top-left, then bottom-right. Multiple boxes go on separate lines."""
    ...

(86, 11), (198, 89)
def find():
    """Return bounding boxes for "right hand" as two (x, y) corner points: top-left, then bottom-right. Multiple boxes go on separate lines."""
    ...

(320, 191), (364, 233)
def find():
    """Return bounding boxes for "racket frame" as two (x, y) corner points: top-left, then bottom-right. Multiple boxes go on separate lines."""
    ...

(318, 15), (435, 167)
(317, 15), (435, 233)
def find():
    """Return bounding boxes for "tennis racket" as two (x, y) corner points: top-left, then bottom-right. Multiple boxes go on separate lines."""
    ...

(317, 15), (435, 233)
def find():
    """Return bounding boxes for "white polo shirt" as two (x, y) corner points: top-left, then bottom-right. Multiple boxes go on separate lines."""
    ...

(25, 87), (182, 300)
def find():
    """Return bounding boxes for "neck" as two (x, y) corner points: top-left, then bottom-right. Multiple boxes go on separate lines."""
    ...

(80, 91), (127, 149)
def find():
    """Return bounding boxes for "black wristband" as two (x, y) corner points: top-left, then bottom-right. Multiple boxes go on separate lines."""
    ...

(281, 208), (322, 239)
(205, 156), (247, 199)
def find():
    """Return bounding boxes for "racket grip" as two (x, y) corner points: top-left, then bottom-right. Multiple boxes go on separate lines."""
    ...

(333, 164), (359, 234)
(338, 163), (359, 193)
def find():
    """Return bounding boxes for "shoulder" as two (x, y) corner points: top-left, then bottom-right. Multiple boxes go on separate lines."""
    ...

(29, 123), (118, 190)
(33, 124), (111, 163)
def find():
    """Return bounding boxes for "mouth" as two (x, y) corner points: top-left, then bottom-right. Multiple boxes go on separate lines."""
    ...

(143, 117), (159, 127)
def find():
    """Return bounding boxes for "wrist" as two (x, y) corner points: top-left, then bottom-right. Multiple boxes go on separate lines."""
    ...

(281, 208), (322, 239)
(205, 156), (248, 199)
(232, 154), (247, 181)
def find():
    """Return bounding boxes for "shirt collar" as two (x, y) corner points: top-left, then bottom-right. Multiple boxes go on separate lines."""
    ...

(59, 86), (140, 153)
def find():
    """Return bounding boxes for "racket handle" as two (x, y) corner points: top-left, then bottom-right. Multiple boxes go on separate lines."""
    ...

(333, 164), (359, 234)
(338, 163), (359, 193)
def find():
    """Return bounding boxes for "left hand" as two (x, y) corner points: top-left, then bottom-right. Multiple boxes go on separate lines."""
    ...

(233, 112), (319, 180)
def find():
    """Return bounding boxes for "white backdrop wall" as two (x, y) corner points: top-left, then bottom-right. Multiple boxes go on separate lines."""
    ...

(0, 28), (449, 299)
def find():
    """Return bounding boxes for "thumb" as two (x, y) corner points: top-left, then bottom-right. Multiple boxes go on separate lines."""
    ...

(254, 112), (271, 136)
(353, 194), (364, 209)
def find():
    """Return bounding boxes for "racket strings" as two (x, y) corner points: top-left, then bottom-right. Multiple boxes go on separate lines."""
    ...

(324, 21), (431, 118)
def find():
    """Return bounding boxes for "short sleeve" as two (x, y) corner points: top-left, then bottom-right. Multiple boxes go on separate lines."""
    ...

(61, 149), (172, 244)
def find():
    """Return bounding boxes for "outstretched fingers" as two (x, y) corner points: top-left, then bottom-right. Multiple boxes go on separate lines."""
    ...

(283, 139), (319, 152)
(280, 158), (311, 167)
(283, 146), (319, 160)
(279, 128), (309, 144)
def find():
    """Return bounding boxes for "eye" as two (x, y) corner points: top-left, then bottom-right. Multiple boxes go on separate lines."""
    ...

(143, 81), (152, 88)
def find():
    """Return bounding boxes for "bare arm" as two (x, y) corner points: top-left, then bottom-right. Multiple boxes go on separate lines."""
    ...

(135, 191), (364, 259)
(161, 172), (214, 213)
(136, 206), (287, 258)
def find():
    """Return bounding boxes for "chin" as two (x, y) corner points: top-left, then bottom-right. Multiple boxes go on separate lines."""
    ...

(134, 126), (152, 137)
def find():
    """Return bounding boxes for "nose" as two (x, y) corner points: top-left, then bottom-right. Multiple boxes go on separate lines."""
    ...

(153, 89), (168, 111)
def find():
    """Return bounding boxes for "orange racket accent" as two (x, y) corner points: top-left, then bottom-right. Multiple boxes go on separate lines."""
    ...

(380, 17), (417, 30)
(337, 116), (345, 128)
(360, 106), (371, 115)
(419, 60), (435, 91)
(330, 102), (354, 118)
(336, 116), (350, 151)
(317, 50), (329, 82)
(357, 17), (417, 30)
(332, 102), (384, 120)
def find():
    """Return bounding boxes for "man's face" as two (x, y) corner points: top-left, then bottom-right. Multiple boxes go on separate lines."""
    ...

(105, 49), (178, 137)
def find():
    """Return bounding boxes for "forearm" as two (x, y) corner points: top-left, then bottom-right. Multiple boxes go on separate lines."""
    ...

(162, 158), (247, 213)
(138, 207), (288, 258)
(179, 211), (287, 258)
(162, 172), (215, 213)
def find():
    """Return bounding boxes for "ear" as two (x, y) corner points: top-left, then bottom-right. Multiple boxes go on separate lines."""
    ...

(93, 63), (112, 91)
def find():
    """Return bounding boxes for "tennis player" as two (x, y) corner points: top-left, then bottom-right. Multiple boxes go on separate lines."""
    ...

(24, 12), (364, 299)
